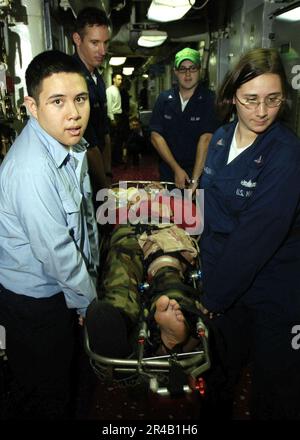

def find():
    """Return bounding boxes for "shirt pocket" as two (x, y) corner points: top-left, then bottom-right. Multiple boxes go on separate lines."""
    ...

(61, 188), (83, 242)
(224, 190), (250, 214)
(222, 169), (260, 214)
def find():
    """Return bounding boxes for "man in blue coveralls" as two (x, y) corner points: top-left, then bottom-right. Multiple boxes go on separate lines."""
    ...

(150, 47), (220, 191)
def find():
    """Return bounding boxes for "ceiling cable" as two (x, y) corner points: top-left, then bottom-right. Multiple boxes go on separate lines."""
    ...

(111, 0), (127, 12)
(189, 0), (210, 10)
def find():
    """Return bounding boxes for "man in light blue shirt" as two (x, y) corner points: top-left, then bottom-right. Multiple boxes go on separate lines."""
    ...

(0, 50), (98, 419)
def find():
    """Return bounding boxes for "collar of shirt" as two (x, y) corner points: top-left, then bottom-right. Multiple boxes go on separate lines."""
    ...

(91, 72), (97, 84)
(73, 53), (103, 84)
(179, 93), (190, 111)
(227, 123), (252, 164)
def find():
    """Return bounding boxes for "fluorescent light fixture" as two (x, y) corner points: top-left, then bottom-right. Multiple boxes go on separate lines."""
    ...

(123, 67), (134, 76)
(142, 74), (149, 78)
(137, 30), (167, 48)
(276, 6), (300, 21)
(147, 0), (195, 22)
(109, 57), (127, 66)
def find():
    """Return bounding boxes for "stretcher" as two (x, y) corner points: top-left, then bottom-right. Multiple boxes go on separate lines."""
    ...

(84, 181), (210, 396)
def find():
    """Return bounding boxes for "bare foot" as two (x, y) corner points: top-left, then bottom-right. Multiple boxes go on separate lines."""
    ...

(154, 295), (188, 350)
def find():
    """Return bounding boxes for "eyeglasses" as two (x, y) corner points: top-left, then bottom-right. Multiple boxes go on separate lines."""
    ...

(176, 65), (199, 74)
(235, 94), (284, 109)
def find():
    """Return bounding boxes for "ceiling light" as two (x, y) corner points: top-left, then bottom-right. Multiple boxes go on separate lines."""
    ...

(147, 0), (195, 22)
(276, 6), (300, 21)
(123, 67), (134, 76)
(109, 57), (127, 66)
(138, 30), (168, 48)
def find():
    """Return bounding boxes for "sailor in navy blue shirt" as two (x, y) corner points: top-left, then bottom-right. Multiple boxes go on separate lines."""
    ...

(150, 47), (220, 190)
(73, 7), (112, 193)
(199, 48), (300, 420)
(74, 53), (110, 157)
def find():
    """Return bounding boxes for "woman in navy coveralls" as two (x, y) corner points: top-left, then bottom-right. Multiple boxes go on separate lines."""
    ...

(199, 48), (300, 419)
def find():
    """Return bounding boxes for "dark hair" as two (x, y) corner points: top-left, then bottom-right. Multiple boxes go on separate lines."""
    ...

(129, 115), (140, 123)
(217, 48), (288, 122)
(25, 50), (85, 102)
(74, 7), (111, 39)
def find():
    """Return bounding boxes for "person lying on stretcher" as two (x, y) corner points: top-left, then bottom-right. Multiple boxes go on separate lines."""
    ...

(86, 183), (206, 358)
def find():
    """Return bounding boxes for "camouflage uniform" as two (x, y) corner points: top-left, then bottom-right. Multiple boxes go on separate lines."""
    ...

(99, 224), (199, 327)
(100, 224), (144, 322)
